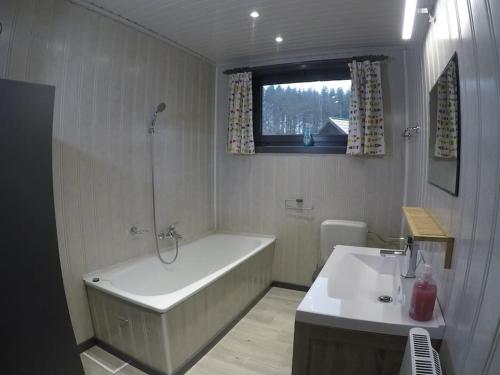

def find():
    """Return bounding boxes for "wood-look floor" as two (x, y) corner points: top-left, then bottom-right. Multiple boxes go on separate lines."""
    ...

(186, 287), (305, 375)
(81, 346), (146, 375)
(82, 287), (305, 375)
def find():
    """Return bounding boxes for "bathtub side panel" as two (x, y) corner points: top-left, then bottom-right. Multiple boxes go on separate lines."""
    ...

(164, 243), (274, 372)
(87, 287), (169, 372)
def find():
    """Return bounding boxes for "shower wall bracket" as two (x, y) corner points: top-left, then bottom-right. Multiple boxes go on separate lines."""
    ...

(402, 125), (420, 138)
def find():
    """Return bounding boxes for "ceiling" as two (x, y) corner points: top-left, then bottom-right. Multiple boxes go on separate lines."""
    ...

(76, 0), (429, 63)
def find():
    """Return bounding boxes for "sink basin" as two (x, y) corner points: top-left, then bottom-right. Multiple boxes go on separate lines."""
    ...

(296, 245), (445, 339)
(328, 252), (400, 302)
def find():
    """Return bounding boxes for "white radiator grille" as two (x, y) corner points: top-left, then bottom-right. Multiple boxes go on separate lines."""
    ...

(413, 333), (431, 357)
(432, 348), (442, 375)
(399, 328), (442, 375)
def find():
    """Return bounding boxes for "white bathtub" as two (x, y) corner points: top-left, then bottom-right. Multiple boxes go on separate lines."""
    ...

(84, 233), (275, 374)
(84, 233), (274, 312)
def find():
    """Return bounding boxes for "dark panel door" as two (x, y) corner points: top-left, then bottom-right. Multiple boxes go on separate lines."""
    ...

(0, 78), (85, 375)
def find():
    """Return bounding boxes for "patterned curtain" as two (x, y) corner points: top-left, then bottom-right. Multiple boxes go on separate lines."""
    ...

(227, 72), (255, 154)
(434, 60), (458, 159)
(347, 61), (385, 156)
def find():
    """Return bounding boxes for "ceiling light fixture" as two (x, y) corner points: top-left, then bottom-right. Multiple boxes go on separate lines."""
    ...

(250, 11), (260, 18)
(275, 36), (283, 43)
(402, 0), (417, 40)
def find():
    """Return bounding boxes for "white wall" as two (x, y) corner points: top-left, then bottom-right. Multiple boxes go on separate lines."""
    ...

(215, 47), (407, 287)
(405, 0), (500, 374)
(0, 0), (215, 343)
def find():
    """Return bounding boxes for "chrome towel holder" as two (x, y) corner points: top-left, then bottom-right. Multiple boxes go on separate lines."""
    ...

(285, 198), (314, 211)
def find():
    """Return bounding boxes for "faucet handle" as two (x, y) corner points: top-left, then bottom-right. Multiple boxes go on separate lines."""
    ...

(168, 222), (179, 231)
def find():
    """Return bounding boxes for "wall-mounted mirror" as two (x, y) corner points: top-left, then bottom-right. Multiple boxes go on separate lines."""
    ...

(428, 53), (460, 196)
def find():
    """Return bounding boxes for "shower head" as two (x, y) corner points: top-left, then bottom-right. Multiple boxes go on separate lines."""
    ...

(156, 103), (166, 113)
(150, 102), (166, 134)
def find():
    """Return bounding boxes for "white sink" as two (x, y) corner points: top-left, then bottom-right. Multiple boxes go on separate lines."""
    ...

(328, 252), (400, 301)
(296, 245), (445, 339)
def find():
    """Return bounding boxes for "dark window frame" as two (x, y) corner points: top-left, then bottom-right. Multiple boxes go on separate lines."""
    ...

(252, 59), (351, 154)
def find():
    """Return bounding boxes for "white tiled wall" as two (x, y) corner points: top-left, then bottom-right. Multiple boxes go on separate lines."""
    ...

(0, 0), (215, 343)
(215, 48), (408, 287)
(405, 0), (500, 374)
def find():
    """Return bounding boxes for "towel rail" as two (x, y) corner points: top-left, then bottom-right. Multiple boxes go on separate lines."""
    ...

(285, 198), (314, 211)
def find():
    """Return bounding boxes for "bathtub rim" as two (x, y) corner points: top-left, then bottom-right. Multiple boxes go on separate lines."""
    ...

(83, 232), (276, 314)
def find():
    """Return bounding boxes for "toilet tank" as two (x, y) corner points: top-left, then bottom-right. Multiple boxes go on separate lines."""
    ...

(320, 220), (367, 262)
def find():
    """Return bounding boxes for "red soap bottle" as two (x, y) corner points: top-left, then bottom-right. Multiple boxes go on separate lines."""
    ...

(409, 264), (437, 322)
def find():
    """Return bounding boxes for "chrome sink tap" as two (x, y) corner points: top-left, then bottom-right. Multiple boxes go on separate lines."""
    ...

(380, 236), (418, 279)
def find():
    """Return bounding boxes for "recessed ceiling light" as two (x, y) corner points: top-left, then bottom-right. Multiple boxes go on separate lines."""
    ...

(250, 11), (260, 18)
(402, 0), (417, 40)
(275, 36), (283, 43)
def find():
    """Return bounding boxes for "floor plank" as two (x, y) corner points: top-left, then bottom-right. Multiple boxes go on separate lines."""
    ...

(185, 287), (305, 375)
(82, 287), (305, 375)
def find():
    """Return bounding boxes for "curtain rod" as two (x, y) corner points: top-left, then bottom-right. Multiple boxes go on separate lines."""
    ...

(223, 54), (389, 75)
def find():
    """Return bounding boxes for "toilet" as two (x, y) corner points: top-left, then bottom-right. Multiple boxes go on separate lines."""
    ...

(313, 220), (367, 281)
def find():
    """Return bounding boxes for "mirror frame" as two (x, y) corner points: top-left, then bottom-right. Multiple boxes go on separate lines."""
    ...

(428, 52), (461, 196)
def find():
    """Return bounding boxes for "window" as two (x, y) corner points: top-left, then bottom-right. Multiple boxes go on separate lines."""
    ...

(262, 81), (351, 135)
(253, 59), (351, 153)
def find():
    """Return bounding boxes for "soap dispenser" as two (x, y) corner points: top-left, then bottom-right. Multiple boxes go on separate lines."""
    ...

(409, 264), (437, 322)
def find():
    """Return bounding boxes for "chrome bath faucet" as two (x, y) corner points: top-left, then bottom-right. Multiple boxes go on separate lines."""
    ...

(158, 223), (182, 241)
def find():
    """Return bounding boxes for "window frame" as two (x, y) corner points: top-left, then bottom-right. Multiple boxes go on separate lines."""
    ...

(252, 59), (351, 154)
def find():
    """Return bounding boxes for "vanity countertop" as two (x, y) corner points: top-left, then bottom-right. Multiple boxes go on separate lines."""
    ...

(296, 245), (446, 339)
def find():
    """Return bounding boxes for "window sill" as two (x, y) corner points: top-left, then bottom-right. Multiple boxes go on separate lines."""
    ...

(255, 145), (347, 154)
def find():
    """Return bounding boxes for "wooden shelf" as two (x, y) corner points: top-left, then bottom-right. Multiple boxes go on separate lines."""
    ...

(402, 207), (454, 269)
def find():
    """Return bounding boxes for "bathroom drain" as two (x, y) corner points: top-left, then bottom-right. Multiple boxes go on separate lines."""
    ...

(92, 277), (100, 282)
(378, 295), (393, 303)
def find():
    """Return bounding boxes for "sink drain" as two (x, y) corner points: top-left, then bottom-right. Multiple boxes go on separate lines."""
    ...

(378, 295), (393, 303)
